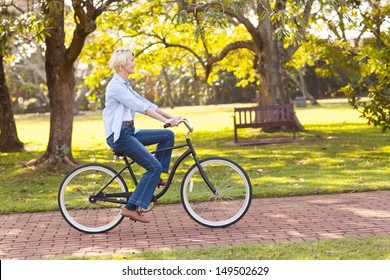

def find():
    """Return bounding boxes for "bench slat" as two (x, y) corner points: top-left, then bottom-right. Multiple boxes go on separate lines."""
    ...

(233, 104), (296, 143)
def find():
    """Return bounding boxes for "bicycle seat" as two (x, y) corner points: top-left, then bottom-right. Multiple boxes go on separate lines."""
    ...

(111, 148), (125, 157)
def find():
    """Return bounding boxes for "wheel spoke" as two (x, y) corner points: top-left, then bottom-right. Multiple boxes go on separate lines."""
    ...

(58, 164), (127, 233)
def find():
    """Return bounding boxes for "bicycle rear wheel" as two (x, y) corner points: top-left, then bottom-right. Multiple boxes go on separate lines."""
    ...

(181, 157), (252, 228)
(58, 163), (128, 234)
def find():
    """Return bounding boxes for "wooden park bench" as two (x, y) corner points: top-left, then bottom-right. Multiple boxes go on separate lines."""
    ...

(233, 104), (296, 143)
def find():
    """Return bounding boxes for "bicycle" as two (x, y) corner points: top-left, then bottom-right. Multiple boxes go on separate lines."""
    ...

(58, 119), (252, 234)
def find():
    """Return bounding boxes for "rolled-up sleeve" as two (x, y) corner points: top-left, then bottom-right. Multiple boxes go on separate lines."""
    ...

(107, 81), (151, 114)
(132, 90), (158, 111)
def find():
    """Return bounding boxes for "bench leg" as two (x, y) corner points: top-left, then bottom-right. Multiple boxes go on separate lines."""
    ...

(292, 111), (296, 139)
(292, 122), (296, 139)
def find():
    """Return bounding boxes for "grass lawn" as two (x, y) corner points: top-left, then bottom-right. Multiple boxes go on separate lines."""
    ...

(62, 236), (390, 260)
(1, 100), (389, 260)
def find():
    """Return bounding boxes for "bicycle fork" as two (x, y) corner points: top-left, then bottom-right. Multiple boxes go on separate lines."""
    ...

(186, 138), (218, 195)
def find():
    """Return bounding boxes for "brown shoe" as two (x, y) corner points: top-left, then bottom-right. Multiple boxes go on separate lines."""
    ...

(121, 207), (150, 223)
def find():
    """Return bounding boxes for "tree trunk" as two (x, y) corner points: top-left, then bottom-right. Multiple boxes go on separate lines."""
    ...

(192, 80), (201, 105)
(28, 1), (77, 166)
(257, 43), (287, 106)
(298, 68), (317, 105)
(254, 5), (304, 131)
(287, 68), (318, 105)
(161, 67), (174, 108)
(254, 16), (303, 131)
(38, 67), (76, 165)
(0, 54), (24, 152)
(181, 78), (190, 105)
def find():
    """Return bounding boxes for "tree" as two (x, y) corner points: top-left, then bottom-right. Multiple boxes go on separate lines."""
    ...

(0, 2), (25, 152)
(174, 0), (320, 131)
(27, 0), (134, 166)
(0, 49), (24, 151)
(9, 41), (49, 106)
(335, 0), (389, 131)
(298, 0), (390, 131)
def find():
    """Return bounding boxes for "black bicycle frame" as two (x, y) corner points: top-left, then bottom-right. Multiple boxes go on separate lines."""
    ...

(92, 137), (217, 205)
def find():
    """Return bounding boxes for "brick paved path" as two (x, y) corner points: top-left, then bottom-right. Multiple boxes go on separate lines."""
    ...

(1, 191), (390, 260)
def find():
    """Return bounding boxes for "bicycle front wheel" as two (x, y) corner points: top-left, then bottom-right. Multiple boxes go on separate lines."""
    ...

(58, 163), (128, 234)
(181, 157), (252, 228)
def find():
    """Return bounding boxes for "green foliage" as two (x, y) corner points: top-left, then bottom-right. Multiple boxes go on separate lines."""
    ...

(341, 85), (390, 132)
(0, 2), (46, 54)
(79, 0), (257, 106)
(0, 9), (12, 54)
(296, 0), (390, 131)
(0, 1), (47, 102)
(175, 0), (312, 47)
(340, 35), (390, 131)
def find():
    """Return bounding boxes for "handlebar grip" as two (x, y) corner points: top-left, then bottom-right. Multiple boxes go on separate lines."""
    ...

(164, 123), (171, 128)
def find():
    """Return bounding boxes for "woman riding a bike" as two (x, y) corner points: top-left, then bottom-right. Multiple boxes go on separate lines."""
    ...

(103, 47), (181, 223)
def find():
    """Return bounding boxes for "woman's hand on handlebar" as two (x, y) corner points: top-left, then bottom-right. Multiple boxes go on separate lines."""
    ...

(165, 117), (182, 127)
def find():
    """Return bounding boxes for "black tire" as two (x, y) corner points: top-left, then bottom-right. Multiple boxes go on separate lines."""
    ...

(58, 163), (128, 233)
(181, 157), (252, 228)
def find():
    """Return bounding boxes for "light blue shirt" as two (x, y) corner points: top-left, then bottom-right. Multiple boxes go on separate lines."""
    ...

(103, 73), (158, 142)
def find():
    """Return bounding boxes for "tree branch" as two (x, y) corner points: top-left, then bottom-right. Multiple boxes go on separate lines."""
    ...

(204, 40), (256, 81)
(93, 0), (134, 19)
(67, 0), (133, 64)
(159, 40), (207, 69)
(143, 28), (255, 83)
(285, 0), (314, 61)
(209, 40), (256, 64)
(176, 0), (258, 37)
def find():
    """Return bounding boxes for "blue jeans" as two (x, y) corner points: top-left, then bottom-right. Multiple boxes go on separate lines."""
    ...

(106, 125), (174, 209)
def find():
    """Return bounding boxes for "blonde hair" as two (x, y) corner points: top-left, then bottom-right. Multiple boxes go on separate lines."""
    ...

(109, 47), (134, 72)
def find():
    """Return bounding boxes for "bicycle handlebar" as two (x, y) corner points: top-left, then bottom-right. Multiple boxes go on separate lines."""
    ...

(164, 118), (194, 137)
